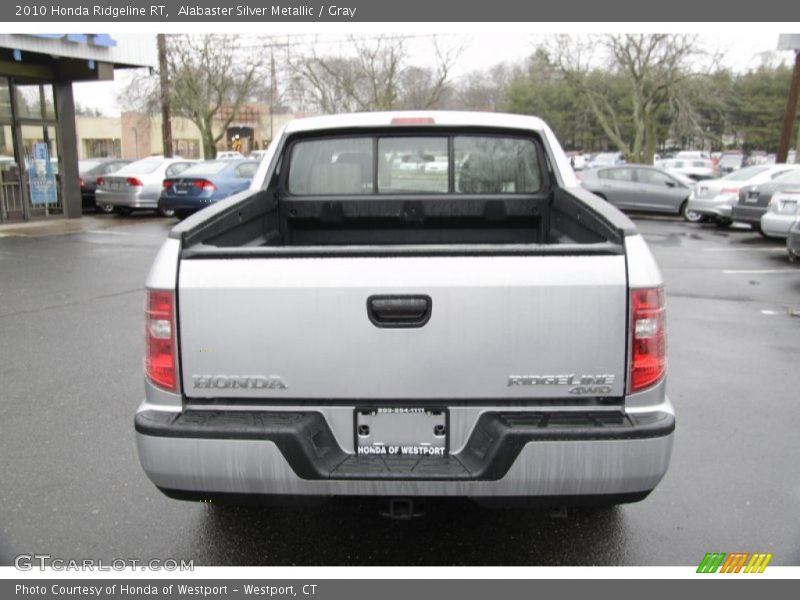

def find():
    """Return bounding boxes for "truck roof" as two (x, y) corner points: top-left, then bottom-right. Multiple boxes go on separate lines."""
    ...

(283, 111), (549, 134)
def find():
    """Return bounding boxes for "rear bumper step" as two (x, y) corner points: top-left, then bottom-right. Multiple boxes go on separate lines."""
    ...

(135, 409), (674, 482)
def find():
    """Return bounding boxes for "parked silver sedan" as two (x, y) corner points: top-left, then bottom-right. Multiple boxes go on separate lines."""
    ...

(787, 217), (800, 262)
(732, 168), (800, 234)
(761, 189), (800, 238)
(95, 156), (195, 216)
(688, 164), (800, 226)
(580, 164), (699, 221)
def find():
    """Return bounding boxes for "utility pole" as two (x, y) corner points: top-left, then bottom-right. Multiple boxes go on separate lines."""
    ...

(157, 34), (174, 158)
(777, 36), (800, 163)
(269, 49), (275, 143)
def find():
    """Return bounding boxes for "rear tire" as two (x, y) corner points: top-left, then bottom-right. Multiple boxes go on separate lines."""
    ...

(175, 209), (193, 221)
(157, 207), (175, 218)
(95, 203), (115, 214)
(681, 201), (703, 223)
(756, 224), (770, 239)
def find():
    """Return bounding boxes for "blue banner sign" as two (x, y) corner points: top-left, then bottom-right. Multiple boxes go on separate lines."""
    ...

(29, 143), (57, 205)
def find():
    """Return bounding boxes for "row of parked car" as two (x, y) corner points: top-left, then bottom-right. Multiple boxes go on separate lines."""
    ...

(570, 149), (797, 182)
(579, 161), (800, 263)
(79, 154), (261, 219)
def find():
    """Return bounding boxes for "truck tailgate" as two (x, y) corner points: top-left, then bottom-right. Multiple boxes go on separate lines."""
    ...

(178, 255), (628, 400)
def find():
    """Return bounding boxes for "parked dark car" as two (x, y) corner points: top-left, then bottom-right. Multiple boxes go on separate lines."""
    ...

(731, 169), (800, 235)
(580, 164), (699, 221)
(79, 159), (131, 213)
(787, 217), (800, 262)
(158, 159), (260, 219)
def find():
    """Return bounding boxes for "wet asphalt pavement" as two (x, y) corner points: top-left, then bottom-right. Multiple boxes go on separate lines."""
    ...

(0, 213), (798, 566)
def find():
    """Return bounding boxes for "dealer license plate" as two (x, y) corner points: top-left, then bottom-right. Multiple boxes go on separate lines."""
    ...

(355, 407), (447, 457)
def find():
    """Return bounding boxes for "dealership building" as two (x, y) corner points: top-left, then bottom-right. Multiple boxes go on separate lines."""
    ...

(0, 34), (156, 223)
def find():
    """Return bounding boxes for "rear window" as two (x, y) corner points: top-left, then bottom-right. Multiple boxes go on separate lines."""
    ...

(286, 135), (541, 196)
(124, 157), (163, 174)
(774, 169), (800, 185)
(78, 160), (102, 173)
(722, 165), (769, 181)
(234, 162), (259, 178)
(181, 161), (229, 177)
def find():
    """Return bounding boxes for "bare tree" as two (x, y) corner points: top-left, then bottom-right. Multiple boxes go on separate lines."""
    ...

(120, 35), (265, 159)
(288, 35), (459, 113)
(455, 63), (514, 111)
(169, 35), (265, 158)
(545, 34), (715, 163)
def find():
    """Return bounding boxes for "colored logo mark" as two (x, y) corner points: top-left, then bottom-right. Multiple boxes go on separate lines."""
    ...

(697, 552), (773, 573)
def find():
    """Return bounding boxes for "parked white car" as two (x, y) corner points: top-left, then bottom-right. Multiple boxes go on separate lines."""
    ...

(216, 151), (244, 160)
(95, 156), (195, 216)
(249, 150), (269, 161)
(657, 158), (716, 181)
(675, 151), (711, 160)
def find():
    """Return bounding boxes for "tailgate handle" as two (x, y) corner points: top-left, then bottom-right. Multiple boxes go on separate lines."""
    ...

(367, 295), (432, 328)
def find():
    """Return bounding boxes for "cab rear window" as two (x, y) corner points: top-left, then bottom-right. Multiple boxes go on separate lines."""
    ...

(286, 135), (542, 195)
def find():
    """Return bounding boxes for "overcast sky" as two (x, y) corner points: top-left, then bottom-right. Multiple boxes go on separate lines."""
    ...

(72, 31), (795, 117)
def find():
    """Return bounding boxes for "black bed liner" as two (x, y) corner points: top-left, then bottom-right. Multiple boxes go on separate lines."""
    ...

(169, 125), (637, 252)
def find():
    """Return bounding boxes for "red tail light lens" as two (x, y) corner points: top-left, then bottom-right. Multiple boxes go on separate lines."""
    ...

(162, 179), (172, 189)
(629, 287), (666, 393)
(127, 177), (143, 187)
(145, 289), (177, 392)
(96, 176), (104, 186)
(193, 179), (217, 192)
(79, 178), (85, 187)
(721, 187), (740, 194)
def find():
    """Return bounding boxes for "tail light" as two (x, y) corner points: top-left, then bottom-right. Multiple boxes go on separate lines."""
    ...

(720, 187), (740, 195)
(127, 177), (143, 187)
(193, 179), (217, 192)
(96, 176), (104, 186)
(162, 179), (172, 189)
(79, 178), (85, 187)
(145, 289), (177, 392)
(629, 287), (666, 393)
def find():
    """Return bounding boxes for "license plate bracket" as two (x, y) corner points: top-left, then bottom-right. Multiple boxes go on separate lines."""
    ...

(354, 407), (448, 457)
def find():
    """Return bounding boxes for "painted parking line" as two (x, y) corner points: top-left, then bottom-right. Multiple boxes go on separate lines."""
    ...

(84, 229), (165, 239)
(702, 247), (786, 252)
(723, 269), (799, 275)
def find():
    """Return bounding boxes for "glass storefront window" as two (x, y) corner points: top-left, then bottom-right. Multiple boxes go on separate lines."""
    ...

(0, 77), (11, 121)
(41, 85), (55, 119)
(13, 84), (55, 120)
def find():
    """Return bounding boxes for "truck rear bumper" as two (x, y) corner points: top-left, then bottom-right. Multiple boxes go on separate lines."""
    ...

(135, 406), (674, 500)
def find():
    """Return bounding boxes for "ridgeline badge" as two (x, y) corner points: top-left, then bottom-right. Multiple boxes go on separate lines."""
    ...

(507, 374), (615, 395)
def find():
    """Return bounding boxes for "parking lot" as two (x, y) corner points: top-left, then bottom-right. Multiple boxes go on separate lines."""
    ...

(0, 213), (798, 566)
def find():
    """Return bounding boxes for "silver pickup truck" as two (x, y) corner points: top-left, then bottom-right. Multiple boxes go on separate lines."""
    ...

(135, 112), (674, 515)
